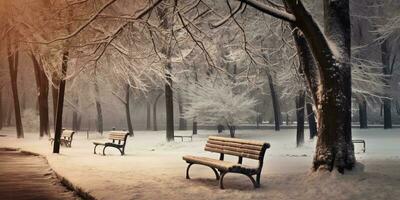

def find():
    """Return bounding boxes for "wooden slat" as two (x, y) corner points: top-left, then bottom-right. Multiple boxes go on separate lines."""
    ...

(208, 136), (265, 146)
(208, 140), (263, 151)
(204, 147), (260, 160)
(61, 130), (74, 137)
(108, 131), (128, 140)
(205, 143), (261, 156)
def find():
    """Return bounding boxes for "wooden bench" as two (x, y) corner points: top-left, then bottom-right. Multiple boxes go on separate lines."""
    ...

(93, 131), (129, 156)
(352, 139), (366, 153)
(174, 135), (193, 142)
(183, 136), (271, 189)
(49, 130), (75, 148)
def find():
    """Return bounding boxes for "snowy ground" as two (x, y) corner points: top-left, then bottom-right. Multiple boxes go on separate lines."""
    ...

(0, 128), (399, 200)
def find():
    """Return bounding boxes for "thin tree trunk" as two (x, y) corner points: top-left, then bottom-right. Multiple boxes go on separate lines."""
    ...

(125, 84), (134, 137)
(146, 101), (151, 130)
(7, 40), (23, 138)
(192, 119), (197, 135)
(381, 39), (392, 129)
(296, 90), (305, 147)
(158, 1), (176, 141)
(178, 94), (187, 130)
(165, 72), (174, 141)
(94, 81), (103, 134)
(72, 98), (79, 131)
(0, 88), (3, 130)
(306, 103), (317, 139)
(53, 51), (69, 153)
(359, 100), (368, 129)
(31, 54), (50, 137)
(7, 103), (12, 126)
(153, 93), (162, 131)
(383, 99), (392, 129)
(227, 125), (235, 138)
(52, 77), (60, 128)
(267, 72), (281, 131)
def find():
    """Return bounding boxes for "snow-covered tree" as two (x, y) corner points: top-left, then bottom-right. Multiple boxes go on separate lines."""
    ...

(183, 78), (257, 138)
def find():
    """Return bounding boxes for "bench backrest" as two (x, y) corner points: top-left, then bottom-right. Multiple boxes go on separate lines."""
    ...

(205, 136), (270, 161)
(107, 131), (129, 144)
(61, 130), (75, 139)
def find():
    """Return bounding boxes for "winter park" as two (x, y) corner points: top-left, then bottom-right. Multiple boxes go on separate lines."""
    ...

(0, 0), (400, 199)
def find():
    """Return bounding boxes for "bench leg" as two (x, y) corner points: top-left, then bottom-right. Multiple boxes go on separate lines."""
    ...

(256, 172), (261, 186)
(186, 163), (193, 179)
(118, 148), (124, 156)
(219, 172), (227, 189)
(210, 167), (220, 180)
(186, 163), (220, 180)
(102, 146), (107, 156)
(363, 142), (366, 153)
(246, 174), (259, 188)
(94, 144), (98, 154)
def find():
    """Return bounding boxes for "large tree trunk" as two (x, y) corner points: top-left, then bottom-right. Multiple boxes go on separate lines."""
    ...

(153, 93), (162, 131)
(306, 103), (317, 139)
(94, 80), (103, 134)
(7, 40), (23, 138)
(266, 72), (281, 131)
(53, 51), (68, 153)
(359, 99), (368, 129)
(282, 0), (355, 172)
(125, 84), (134, 137)
(31, 54), (50, 137)
(296, 90), (305, 147)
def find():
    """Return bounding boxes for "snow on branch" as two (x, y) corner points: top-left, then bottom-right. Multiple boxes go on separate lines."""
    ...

(182, 76), (257, 127)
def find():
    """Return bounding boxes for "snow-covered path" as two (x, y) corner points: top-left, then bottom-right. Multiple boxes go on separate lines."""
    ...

(0, 148), (79, 200)
(0, 128), (399, 200)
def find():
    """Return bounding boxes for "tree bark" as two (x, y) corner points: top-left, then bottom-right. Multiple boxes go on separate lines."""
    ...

(51, 76), (60, 128)
(158, 2), (176, 141)
(296, 90), (305, 147)
(125, 84), (134, 137)
(178, 93), (187, 130)
(0, 88), (3, 130)
(94, 80), (103, 134)
(7, 38), (23, 138)
(306, 103), (317, 139)
(165, 78), (174, 141)
(266, 71), (281, 131)
(31, 54), (50, 137)
(53, 51), (69, 153)
(153, 92), (162, 131)
(359, 100), (368, 129)
(72, 98), (79, 131)
(281, 0), (355, 172)
(146, 101), (151, 130)
(7, 103), (12, 126)
(381, 39), (392, 129)
(227, 125), (235, 138)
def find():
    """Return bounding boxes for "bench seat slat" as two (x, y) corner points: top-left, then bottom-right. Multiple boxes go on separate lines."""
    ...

(183, 155), (258, 173)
